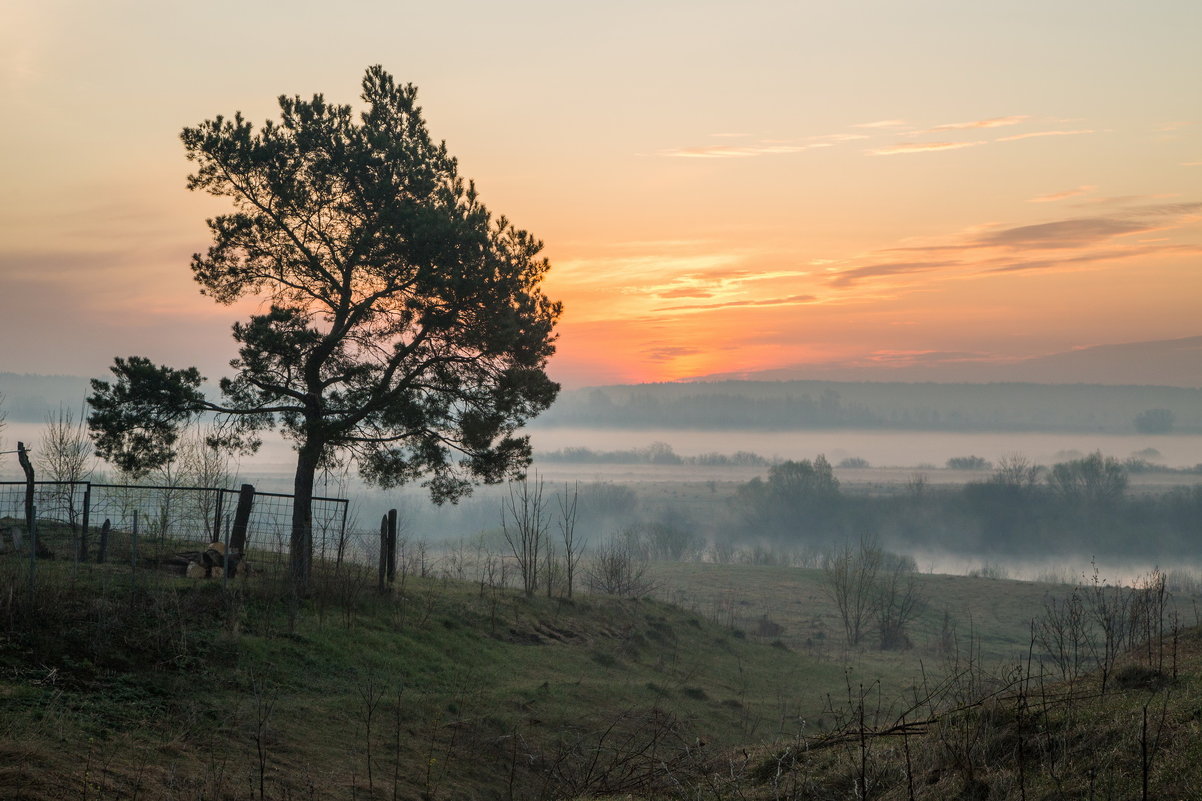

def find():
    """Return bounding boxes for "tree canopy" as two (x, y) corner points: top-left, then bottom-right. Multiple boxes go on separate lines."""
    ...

(89, 66), (561, 583)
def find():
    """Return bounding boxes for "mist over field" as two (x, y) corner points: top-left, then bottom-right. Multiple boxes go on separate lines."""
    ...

(5, 376), (1200, 584)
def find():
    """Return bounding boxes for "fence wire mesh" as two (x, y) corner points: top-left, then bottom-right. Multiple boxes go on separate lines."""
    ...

(0, 480), (352, 579)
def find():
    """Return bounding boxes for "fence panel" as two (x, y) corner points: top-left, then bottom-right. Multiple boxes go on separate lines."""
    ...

(0, 481), (348, 571)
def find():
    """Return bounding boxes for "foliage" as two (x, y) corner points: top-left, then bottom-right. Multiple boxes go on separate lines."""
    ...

(1134, 407), (1175, 434)
(88, 67), (561, 584)
(946, 455), (991, 470)
(734, 456), (842, 541)
(1047, 451), (1128, 508)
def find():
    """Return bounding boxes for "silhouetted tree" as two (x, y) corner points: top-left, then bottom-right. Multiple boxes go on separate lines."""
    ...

(89, 67), (561, 588)
(1134, 408), (1175, 434)
(1047, 452), (1127, 509)
(735, 455), (841, 539)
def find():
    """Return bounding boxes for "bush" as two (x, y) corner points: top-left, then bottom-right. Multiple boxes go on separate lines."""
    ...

(1134, 408), (1175, 434)
(585, 533), (654, 596)
(837, 457), (870, 469)
(946, 455), (991, 470)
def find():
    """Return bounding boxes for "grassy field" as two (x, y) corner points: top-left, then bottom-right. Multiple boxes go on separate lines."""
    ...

(0, 551), (844, 800)
(2, 540), (1199, 800)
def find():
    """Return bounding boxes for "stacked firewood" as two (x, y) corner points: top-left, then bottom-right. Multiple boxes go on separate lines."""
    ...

(167, 541), (245, 578)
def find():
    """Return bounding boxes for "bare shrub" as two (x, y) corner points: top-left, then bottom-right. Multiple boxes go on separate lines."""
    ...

(39, 405), (93, 530)
(874, 559), (923, 650)
(585, 532), (653, 597)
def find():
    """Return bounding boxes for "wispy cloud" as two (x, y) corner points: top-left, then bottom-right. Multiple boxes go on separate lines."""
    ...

(870, 141), (986, 156)
(1155, 121), (1196, 133)
(853, 119), (909, 129)
(808, 133), (871, 143)
(654, 293), (817, 313)
(656, 287), (715, 299)
(828, 261), (954, 287)
(660, 142), (829, 159)
(1028, 185), (1096, 203)
(645, 345), (703, 361)
(926, 115), (1028, 132)
(979, 218), (1151, 249)
(825, 203), (1201, 289)
(996, 129), (1094, 142)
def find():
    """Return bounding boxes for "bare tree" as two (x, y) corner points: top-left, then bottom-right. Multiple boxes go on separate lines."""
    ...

(502, 475), (548, 597)
(993, 452), (1043, 488)
(39, 404), (94, 529)
(822, 537), (882, 647)
(1084, 567), (1132, 695)
(1047, 451), (1127, 508)
(178, 425), (236, 541)
(1035, 588), (1090, 684)
(873, 557), (923, 650)
(558, 482), (582, 598)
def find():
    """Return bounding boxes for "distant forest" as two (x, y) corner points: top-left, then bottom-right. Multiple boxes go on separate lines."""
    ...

(4, 373), (1201, 434)
(535, 380), (1202, 433)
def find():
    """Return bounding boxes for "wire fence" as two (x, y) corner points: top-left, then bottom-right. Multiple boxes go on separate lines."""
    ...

(0, 480), (357, 581)
(1, 478), (616, 607)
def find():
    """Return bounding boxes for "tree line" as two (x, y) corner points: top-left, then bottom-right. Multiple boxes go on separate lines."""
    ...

(536, 382), (1202, 433)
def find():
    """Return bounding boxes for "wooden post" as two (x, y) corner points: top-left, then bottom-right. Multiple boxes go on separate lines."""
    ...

(78, 483), (91, 563)
(386, 509), (398, 585)
(228, 484), (255, 557)
(378, 514), (388, 593)
(223, 510), (231, 589)
(97, 519), (111, 563)
(17, 442), (34, 533)
(28, 504), (37, 602)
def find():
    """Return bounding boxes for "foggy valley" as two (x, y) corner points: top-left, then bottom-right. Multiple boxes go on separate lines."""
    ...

(3, 2), (1201, 795)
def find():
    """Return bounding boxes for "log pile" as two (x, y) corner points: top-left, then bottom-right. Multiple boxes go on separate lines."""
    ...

(166, 541), (245, 579)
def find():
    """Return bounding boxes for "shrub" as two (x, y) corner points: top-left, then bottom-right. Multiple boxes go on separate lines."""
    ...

(946, 455), (992, 470)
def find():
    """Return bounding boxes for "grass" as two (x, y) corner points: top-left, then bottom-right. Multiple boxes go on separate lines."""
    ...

(3, 536), (1201, 800)
(0, 550), (844, 800)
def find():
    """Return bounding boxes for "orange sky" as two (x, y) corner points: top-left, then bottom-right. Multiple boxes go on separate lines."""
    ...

(1, 1), (1199, 388)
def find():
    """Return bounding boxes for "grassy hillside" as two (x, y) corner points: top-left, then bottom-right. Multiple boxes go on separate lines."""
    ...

(703, 627), (1202, 800)
(2, 548), (1197, 799)
(0, 555), (839, 800)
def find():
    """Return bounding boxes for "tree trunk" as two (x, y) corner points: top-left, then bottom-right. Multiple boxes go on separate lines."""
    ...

(291, 441), (320, 590)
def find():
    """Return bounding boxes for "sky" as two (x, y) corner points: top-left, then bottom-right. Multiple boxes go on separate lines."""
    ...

(1, 0), (1199, 389)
